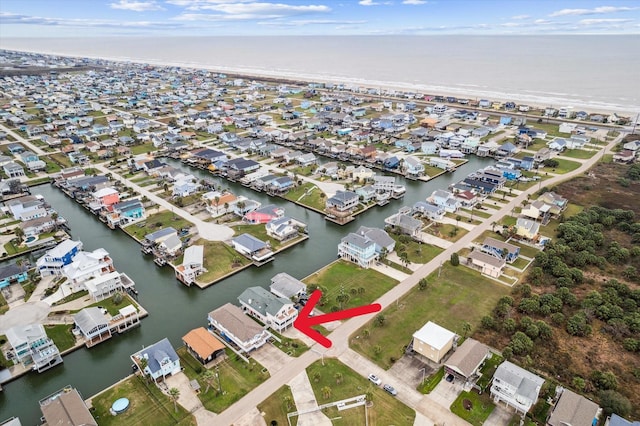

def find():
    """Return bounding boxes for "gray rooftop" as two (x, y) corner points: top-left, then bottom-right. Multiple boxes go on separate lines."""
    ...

(74, 307), (108, 335)
(494, 361), (544, 403)
(270, 272), (306, 298)
(238, 286), (291, 317)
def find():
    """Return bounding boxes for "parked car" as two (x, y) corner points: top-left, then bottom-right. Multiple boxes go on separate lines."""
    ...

(446, 374), (454, 383)
(383, 384), (397, 396)
(368, 374), (382, 386)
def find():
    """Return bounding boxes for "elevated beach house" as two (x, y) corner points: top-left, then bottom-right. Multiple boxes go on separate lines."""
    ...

(131, 338), (181, 382)
(208, 303), (271, 354)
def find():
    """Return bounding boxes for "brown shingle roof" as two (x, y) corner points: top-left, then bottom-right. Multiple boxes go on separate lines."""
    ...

(182, 327), (225, 360)
(209, 303), (265, 342)
(547, 388), (600, 426)
(444, 338), (489, 378)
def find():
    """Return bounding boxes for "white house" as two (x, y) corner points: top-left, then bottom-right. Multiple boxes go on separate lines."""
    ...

(62, 248), (114, 288)
(131, 338), (181, 382)
(269, 272), (306, 300)
(337, 232), (378, 268)
(412, 321), (456, 363)
(238, 286), (298, 332)
(491, 361), (545, 414)
(175, 245), (204, 286)
(6, 323), (63, 373)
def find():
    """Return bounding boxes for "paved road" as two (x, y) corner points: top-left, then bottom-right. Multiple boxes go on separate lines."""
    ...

(94, 164), (235, 241)
(212, 135), (620, 426)
(0, 123), (48, 156)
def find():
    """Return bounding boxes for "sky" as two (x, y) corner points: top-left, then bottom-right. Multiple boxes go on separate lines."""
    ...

(0, 0), (639, 37)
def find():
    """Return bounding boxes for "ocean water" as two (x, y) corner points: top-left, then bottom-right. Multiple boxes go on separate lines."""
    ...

(1, 35), (639, 113)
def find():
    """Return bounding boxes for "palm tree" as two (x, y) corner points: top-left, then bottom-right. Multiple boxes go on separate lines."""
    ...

(491, 221), (497, 232)
(168, 387), (180, 412)
(455, 215), (461, 227)
(334, 372), (343, 385)
(398, 251), (410, 267)
(321, 386), (332, 399)
(51, 212), (59, 231)
(312, 371), (321, 383)
(461, 321), (472, 339)
(223, 202), (229, 213)
(202, 369), (215, 393)
(13, 227), (24, 243)
(214, 195), (220, 214)
(236, 200), (246, 215)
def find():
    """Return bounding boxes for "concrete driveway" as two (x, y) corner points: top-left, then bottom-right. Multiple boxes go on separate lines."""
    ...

(388, 355), (435, 390)
(430, 377), (464, 408)
(251, 342), (293, 375)
(288, 371), (332, 426)
(0, 301), (51, 334)
(484, 403), (515, 426)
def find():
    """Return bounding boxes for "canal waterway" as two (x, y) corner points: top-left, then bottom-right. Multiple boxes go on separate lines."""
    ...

(0, 156), (493, 424)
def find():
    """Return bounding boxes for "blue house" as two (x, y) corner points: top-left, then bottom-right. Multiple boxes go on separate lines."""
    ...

(20, 151), (39, 163)
(481, 237), (520, 263)
(7, 144), (24, 154)
(499, 116), (512, 126)
(36, 240), (83, 276)
(384, 156), (400, 169)
(269, 176), (294, 192)
(394, 139), (410, 149)
(521, 156), (535, 171)
(502, 169), (522, 181)
(0, 264), (28, 288)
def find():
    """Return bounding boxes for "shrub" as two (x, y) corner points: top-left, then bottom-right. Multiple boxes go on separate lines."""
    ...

(599, 390), (631, 416)
(591, 370), (618, 391)
(450, 252), (460, 266)
(566, 313), (592, 337)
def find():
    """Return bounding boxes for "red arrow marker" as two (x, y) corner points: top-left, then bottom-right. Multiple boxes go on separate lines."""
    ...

(294, 289), (382, 348)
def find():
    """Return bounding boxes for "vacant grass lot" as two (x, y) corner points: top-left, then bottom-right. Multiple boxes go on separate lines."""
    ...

(257, 385), (297, 426)
(283, 183), (326, 211)
(450, 390), (495, 426)
(539, 158), (581, 174)
(90, 374), (196, 426)
(306, 359), (415, 426)
(303, 260), (398, 312)
(177, 347), (269, 413)
(351, 263), (510, 369)
(560, 149), (597, 159)
(390, 235), (443, 265)
(123, 210), (192, 241)
(195, 240), (252, 284)
(45, 324), (76, 351)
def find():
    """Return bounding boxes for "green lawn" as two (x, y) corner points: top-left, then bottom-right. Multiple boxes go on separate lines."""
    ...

(306, 359), (415, 426)
(476, 352), (504, 391)
(269, 329), (309, 357)
(49, 152), (72, 167)
(45, 324), (76, 352)
(257, 385), (297, 426)
(123, 210), (193, 241)
(232, 224), (282, 251)
(0, 294), (9, 315)
(194, 240), (252, 285)
(130, 142), (159, 155)
(417, 366), (444, 394)
(425, 223), (468, 242)
(81, 293), (139, 316)
(350, 263), (510, 369)
(450, 390), (495, 426)
(290, 165), (317, 176)
(90, 374), (196, 426)
(390, 235), (443, 265)
(283, 183), (326, 211)
(560, 149), (597, 159)
(511, 257), (530, 269)
(539, 158), (581, 174)
(303, 260), (398, 312)
(177, 347), (269, 413)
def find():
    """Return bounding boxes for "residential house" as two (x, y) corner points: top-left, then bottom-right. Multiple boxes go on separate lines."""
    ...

(355, 185), (376, 203)
(0, 264), (28, 288)
(91, 187), (119, 209)
(326, 190), (359, 212)
(19, 216), (56, 238)
(538, 192), (568, 213)
(356, 226), (395, 255)
(243, 204), (284, 224)
(444, 338), (490, 381)
(158, 234), (182, 257)
(412, 201), (445, 221)
(404, 156), (425, 176)
(84, 270), (134, 302)
(373, 175), (396, 193)
(497, 142), (518, 157)
(182, 327), (226, 365)
(62, 248), (114, 288)
(175, 245), (204, 286)
(429, 189), (460, 213)
(131, 338), (181, 382)
(231, 233), (273, 263)
(491, 361), (545, 414)
(38, 387), (97, 426)
(411, 321), (456, 363)
(352, 166), (375, 183)
(6, 323), (63, 373)
(19, 151), (46, 171)
(613, 150), (636, 163)
(622, 140), (640, 152)
(144, 227), (178, 246)
(36, 240), (83, 276)
(337, 232), (377, 268)
(208, 303), (271, 353)
(534, 148), (552, 163)
(269, 272), (306, 300)
(172, 175), (200, 197)
(467, 250), (506, 278)
(481, 237), (520, 263)
(516, 218), (541, 240)
(238, 286), (298, 332)
(106, 199), (146, 228)
(266, 216), (299, 241)
(384, 212), (423, 237)
(3, 162), (25, 179)
(605, 414), (640, 426)
(74, 307), (111, 346)
(521, 200), (552, 223)
(454, 190), (479, 208)
(547, 387), (601, 426)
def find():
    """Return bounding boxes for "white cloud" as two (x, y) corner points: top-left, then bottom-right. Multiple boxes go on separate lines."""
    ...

(258, 18), (365, 26)
(578, 18), (634, 25)
(549, 6), (638, 17)
(110, 0), (165, 11)
(534, 19), (552, 25)
(195, 2), (330, 14)
(359, 0), (378, 5)
(0, 11), (179, 29)
(402, 0), (427, 4)
(510, 14), (530, 20)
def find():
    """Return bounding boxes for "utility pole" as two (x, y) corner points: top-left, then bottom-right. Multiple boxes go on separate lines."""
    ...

(419, 367), (426, 384)
(438, 261), (443, 278)
(215, 366), (222, 394)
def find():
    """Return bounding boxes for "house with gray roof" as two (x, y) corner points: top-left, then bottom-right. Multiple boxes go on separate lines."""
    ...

(444, 338), (489, 381)
(208, 303), (271, 353)
(606, 414), (640, 426)
(144, 227), (177, 245)
(547, 387), (601, 426)
(131, 338), (180, 382)
(270, 272), (306, 300)
(326, 190), (359, 212)
(6, 323), (63, 373)
(238, 286), (298, 332)
(337, 232), (377, 268)
(74, 307), (110, 347)
(384, 212), (423, 237)
(468, 250), (506, 278)
(356, 226), (395, 254)
(231, 233), (273, 263)
(490, 360), (544, 414)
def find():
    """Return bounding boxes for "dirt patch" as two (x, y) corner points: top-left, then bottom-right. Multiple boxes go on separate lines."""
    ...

(463, 399), (473, 410)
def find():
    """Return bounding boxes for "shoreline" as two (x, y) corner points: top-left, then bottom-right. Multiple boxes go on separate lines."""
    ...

(1, 46), (638, 117)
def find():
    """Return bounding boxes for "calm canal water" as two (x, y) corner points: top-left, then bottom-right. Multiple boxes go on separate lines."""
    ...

(0, 156), (492, 424)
